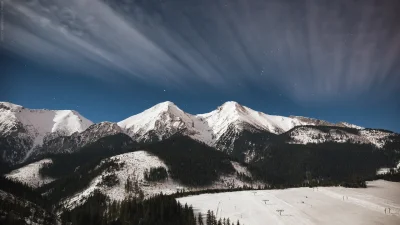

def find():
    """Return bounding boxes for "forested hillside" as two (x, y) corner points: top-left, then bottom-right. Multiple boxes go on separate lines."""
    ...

(249, 142), (398, 187)
(144, 135), (236, 186)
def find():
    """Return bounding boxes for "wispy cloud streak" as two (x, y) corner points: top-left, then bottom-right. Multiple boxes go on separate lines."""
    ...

(3, 0), (400, 101)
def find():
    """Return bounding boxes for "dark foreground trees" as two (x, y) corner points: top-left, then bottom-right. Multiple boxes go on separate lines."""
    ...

(62, 191), (196, 225)
(61, 191), (244, 225)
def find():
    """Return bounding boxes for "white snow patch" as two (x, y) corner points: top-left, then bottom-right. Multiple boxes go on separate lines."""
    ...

(6, 159), (55, 188)
(377, 168), (392, 175)
(377, 160), (400, 175)
(231, 161), (251, 177)
(340, 122), (364, 130)
(359, 129), (393, 148)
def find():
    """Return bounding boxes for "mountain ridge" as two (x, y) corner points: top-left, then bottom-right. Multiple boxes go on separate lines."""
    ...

(0, 101), (397, 165)
(0, 102), (93, 164)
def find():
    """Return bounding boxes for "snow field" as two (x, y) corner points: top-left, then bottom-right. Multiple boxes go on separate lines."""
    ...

(178, 180), (400, 225)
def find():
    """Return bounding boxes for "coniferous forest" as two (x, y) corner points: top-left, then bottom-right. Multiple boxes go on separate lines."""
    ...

(61, 191), (244, 225)
(0, 177), (245, 225)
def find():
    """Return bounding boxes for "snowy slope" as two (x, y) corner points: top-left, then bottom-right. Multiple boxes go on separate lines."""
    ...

(179, 180), (400, 225)
(64, 151), (261, 209)
(118, 102), (189, 136)
(0, 102), (93, 162)
(0, 102), (92, 146)
(118, 101), (213, 144)
(5, 159), (55, 188)
(359, 129), (394, 148)
(287, 126), (394, 148)
(292, 116), (364, 130)
(337, 122), (364, 130)
(203, 102), (306, 135)
(197, 101), (311, 138)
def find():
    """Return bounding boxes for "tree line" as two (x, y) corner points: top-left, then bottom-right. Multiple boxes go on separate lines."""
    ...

(61, 191), (243, 225)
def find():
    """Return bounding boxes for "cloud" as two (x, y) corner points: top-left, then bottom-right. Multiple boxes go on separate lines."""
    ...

(3, 0), (400, 101)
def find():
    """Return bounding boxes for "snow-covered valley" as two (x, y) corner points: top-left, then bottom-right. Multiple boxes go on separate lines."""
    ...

(178, 180), (400, 225)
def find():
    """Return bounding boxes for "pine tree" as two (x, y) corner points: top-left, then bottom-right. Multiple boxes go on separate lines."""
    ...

(198, 212), (204, 225)
(206, 210), (212, 225)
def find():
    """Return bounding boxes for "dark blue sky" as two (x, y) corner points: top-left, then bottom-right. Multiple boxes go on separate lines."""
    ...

(1, 0), (400, 132)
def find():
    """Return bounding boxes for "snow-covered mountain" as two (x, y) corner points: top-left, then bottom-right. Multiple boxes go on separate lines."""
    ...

(1, 100), (397, 165)
(0, 102), (92, 164)
(199, 101), (312, 136)
(116, 101), (375, 161)
(117, 101), (368, 146)
(117, 101), (322, 148)
(117, 101), (212, 144)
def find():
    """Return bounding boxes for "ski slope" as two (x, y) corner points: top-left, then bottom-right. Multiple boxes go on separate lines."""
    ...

(178, 180), (400, 225)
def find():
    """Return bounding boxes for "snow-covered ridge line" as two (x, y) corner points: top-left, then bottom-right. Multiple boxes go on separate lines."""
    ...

(287, 126), (395, 148)
(0, 100), (368, 144)
(0, 102), (93, 141)
(1, 100), (393, 164)
(0, 102), (94, 163)
(116, 100), (369, 147)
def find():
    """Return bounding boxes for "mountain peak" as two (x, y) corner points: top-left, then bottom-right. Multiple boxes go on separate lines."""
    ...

(218, 101), (247, 114)
(221, 101), (241, 108)
(0, 102), (93, 163)
(153, 101), (179, 111)
(222, 101), (240, 106)
(117, 101), (194, 142)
